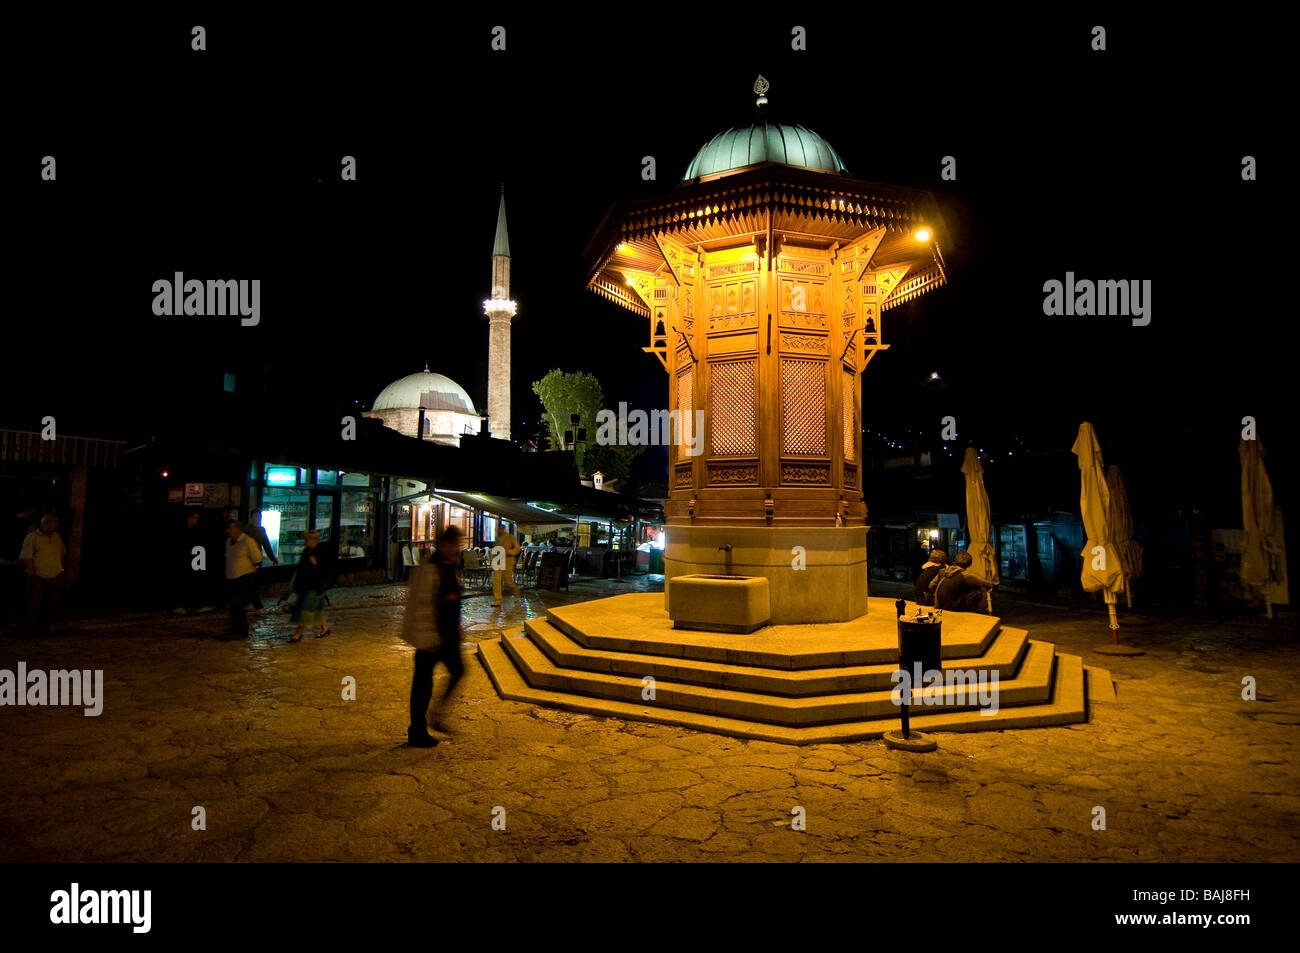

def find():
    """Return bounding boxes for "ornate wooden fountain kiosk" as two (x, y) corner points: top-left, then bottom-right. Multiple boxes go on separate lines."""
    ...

(584, 81), (949, 624)
(476, 82), (1102, 743)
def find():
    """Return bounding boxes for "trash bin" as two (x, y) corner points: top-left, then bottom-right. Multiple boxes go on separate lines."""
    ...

(648, 549), (664, 574)
(889, 601), (944, 750)
(897, 616), (942, 677)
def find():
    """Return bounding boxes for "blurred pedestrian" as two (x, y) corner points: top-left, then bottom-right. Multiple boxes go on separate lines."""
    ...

(491, 529), (521, 607)
(407, 526), (464, 748)
(223, 520), (262, 639)
(2, 504), (39, 631)
(174, 510), (215, 614)
(243, 510), (279, 613)
(208, 511), (230, 612)
(288, 529), (333, 641)
(908, 543), (927, 582)
(20, 514), (66, 635)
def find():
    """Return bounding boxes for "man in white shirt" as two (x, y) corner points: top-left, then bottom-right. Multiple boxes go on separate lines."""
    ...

(19, 514), (66, 635)
(224, 520), (263, 639)
(491, 530), (522, 607)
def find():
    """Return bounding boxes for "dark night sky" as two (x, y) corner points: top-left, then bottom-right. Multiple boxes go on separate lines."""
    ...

(6, 11), (1287, 505)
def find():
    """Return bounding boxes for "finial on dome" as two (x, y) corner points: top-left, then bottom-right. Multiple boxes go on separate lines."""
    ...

(424, 362), (430, 373)
(754, 74), (769, 108)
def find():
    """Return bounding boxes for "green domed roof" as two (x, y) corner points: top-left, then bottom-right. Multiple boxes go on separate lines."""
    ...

(683, 122), (848, 182)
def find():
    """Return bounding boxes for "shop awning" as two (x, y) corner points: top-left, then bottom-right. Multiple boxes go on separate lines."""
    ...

(432, 490), (575, 533)
(2, 429), (125, 467)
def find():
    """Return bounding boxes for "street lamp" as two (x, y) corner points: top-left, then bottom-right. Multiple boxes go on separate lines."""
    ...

(562, 413), (586, 450)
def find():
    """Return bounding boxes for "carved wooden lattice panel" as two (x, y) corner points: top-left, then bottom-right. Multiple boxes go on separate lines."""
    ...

(676, 365), (694, 453)
(843, 367), (856, 462)
(710, 360), (757, 455)
(782, 359), (826, 455)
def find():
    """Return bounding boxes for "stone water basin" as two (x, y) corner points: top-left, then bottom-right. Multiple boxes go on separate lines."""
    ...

(668, 573), (771, 634)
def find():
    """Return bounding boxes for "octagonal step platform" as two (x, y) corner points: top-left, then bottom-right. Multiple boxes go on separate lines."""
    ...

(476, 593), (1108, 745)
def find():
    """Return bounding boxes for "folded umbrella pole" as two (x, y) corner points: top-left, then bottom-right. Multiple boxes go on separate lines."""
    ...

(1108, 465), (1142, 613)
(1074, 423), (1142, 657)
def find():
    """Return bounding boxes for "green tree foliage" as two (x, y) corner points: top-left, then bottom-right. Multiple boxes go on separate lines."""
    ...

(531, 370), (645, 482)
(532, 369), (603, 469)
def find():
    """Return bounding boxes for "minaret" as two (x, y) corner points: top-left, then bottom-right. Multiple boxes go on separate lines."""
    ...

(483, 186), (517, 441)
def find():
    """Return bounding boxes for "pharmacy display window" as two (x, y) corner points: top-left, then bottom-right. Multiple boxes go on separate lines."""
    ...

(259, 487), (310, 563)
(340, 491), (376, 558)
(253, 464), (380, 564)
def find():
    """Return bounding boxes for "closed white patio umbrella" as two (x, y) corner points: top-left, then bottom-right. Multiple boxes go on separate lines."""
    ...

(1072, 422), (1135, 654)
(1107, 464), (1143, 609)
(961, 447), (998, 612)
(1240, 435), (1281, 619)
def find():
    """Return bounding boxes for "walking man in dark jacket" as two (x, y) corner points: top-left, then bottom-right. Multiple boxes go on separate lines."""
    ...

(242, 510), (279, 613)
(408, 526), (465, 748)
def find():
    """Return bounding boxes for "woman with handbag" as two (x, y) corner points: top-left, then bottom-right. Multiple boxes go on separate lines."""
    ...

(406, 526), (464, 748)
(289, 529), (333, 642)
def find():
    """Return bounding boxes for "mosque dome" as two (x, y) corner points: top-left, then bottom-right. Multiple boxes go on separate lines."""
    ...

(372, 366), (477, 414)
(682, 122), (849, 182)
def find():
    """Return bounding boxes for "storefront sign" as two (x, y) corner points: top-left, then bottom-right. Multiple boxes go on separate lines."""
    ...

(266, 467), (298, 486)
(204, 483), (229, 508)
(938, 513), (961, 529)
(167, 487), (184, 504)
(184, 483), (204, 505)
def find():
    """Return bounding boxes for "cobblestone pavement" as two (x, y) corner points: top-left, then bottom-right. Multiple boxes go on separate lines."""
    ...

(2, 575), (1297, 862)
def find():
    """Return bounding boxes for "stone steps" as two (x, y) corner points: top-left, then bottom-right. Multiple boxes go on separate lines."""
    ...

(475, 593), (1101, 743)
(544, 593), (1000, 668)
(524, 615), (1031, 697)
(478, 638), (1089, 745)
(499, 627), (1056, 727)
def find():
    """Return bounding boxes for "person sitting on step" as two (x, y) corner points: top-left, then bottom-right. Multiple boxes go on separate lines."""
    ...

(914, 548), (947, 606)
(933, 551), (992, 613)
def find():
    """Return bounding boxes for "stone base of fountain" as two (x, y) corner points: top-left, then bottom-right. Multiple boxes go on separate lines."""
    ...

(668, 574), (771, 633)
(663, 525), (867, 624)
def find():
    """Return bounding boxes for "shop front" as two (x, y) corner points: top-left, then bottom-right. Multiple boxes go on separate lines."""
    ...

(249, 463), (383, 573)
(869, 513), (963, 581)
(387, 488), (573, 577)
